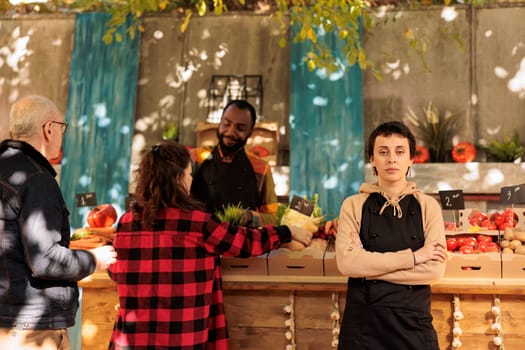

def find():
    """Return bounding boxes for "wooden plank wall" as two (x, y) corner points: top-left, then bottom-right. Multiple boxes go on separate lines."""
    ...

(224, 290), (525, 350)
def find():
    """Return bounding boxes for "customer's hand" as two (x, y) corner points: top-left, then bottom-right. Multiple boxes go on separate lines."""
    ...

(288, 225), (313, 246)
(89, 245), (117, 272)
(324, 218), (339, 237)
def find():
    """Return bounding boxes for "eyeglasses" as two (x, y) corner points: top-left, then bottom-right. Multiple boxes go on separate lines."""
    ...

(43, 120), (69, 134)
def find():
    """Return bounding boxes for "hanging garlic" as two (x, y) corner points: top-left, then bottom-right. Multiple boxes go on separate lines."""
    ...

(491, 296), (505, 349)
(283, 293), (296, 350)
(331, 292), (341, 349)
(452, 295), (463, 349)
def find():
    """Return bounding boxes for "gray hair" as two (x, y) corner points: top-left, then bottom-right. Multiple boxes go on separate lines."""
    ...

(9, 95), (61, 139)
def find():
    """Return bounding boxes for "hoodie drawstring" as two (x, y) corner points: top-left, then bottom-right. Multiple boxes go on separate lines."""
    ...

(379, 193), (406, 219)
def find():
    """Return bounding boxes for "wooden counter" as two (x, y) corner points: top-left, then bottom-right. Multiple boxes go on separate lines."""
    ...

(78, 273), (525, 349)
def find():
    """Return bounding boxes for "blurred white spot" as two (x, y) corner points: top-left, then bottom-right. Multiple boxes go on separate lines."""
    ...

(507, 57), (525, 95)
(323, 176), (338, 189)
(386, 60), (400, 69)
(441, 7), (458, 22)
(153, 30), (163, 40)
(392, 70), (402, 80)
(120, 125), (130, 134)
(52, 39), (62, 46)
(79, 175), (92, 187)
(471, 94), (478, 105)
(485, 168), (505, 187)
(200, 52), (208, 60)
(494, 66), (508, 78)
(403, 63), (410, 74)
(485, 30), (492, 38)
(313, 96), (328, 106)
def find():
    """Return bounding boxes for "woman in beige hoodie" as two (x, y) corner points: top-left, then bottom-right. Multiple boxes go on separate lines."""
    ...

(336, 121), (447, 350)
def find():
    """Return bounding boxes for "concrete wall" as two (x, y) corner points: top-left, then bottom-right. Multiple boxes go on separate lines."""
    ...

(1, 5), (524, 164)
(362, 6), (525, 151)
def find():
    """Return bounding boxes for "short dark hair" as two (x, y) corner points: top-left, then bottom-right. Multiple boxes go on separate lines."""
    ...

(223, 99), (257, 126)
(367, 121), (416, 160)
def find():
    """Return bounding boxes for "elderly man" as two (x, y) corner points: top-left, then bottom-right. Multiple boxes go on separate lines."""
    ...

(0, 95), (117, 350)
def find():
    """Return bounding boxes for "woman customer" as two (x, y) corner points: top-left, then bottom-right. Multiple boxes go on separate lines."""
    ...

(335, 121), (447, 350)
(108, 140), (311, 350)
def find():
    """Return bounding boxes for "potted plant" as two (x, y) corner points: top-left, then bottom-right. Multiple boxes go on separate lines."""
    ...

(406, 101), (458, 162)
(477, 130), (524, 163)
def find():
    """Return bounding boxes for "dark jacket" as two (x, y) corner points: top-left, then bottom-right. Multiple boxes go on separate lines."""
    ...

(0, 140), (96, 330)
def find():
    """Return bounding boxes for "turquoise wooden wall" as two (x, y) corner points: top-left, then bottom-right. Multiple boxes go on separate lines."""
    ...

(61, 13), (140, 230)
(290, 26), (365, 219)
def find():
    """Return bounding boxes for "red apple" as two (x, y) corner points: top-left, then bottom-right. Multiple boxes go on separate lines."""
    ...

(87, 204), (117, 228)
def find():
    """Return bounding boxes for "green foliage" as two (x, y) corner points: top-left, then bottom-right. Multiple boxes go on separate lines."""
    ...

(1, 0), (490, 74)
(477, 131), (524, 162)
(406, 101), (458, 162)
(215, 203), (248, 225)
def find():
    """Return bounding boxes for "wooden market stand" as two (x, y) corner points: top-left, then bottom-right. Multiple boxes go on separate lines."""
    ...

(78, 272), (525, 350)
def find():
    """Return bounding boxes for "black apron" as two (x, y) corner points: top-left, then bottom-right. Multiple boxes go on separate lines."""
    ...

(338, 193), (439, 350)
(191, 148), (259, 214)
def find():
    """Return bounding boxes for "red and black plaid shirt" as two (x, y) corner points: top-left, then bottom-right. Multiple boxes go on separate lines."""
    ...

(108, 208), (290, 350)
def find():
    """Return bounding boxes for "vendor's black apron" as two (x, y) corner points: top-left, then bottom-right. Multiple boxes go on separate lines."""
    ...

(338, 193), (439, 350)
(191, 148), (259, 214)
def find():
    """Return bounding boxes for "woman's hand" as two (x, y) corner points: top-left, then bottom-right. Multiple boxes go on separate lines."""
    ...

(413, 241), (447, 265)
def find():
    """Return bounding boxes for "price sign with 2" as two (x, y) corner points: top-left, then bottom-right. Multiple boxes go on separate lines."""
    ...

(439, 190), (465, 210)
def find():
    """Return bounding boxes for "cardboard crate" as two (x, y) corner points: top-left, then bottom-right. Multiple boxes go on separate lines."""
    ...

(444, 252), (501, 279)
(267, 246), (325, 277)
(221, 253), (269, 276)
(501, 253), (525, 279)
(323, 240), (344, 277)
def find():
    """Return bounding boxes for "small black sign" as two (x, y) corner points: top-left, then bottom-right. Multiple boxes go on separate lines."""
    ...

(439, 190), (465, 210)
(289, 195), (314, 216)
(500, 184), (525, 204)
(76, 192), (97, 207)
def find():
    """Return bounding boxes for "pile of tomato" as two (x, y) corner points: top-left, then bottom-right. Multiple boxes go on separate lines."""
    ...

(467, 209), (518, 231)
(446, 234), (500, 254)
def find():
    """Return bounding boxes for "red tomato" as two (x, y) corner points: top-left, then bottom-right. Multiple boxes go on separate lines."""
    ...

(490, 212), (504, 227)
(456, 237), (467, 247)
(476, 234), (493, 243)
(477, 242), (488, 252)
(87, 204), (117, 228)
(451, 142), (476, 163)
(446, 238), (458, 252)
(413, 145), (430, 163)
(458, 245), (474, 254)
(462, 239), (477, 248)
(485, 243), (500, 253)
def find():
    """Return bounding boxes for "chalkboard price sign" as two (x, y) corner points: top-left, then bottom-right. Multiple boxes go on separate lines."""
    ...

(76, 192), (97, 207)
(439, 190), (465, 210)
(500, 184), (525, 204)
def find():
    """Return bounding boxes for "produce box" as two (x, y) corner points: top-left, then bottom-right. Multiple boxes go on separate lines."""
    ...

(501, 254), (525, 279)
(444, 252), (501, 279)
(221, 253), (269, 276)
(267, 246), (325, 277)
(323, 240), (343, 277)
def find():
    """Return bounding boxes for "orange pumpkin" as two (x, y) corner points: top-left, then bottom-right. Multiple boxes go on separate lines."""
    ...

(413, 145), (430, 163)
(452, 142), (476, 163)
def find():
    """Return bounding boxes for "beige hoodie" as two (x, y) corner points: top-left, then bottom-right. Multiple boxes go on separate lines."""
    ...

(335, 182), (446, 285)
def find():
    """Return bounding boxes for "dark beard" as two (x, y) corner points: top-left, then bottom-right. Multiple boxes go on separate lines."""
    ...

(217, 130), (248, 155)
